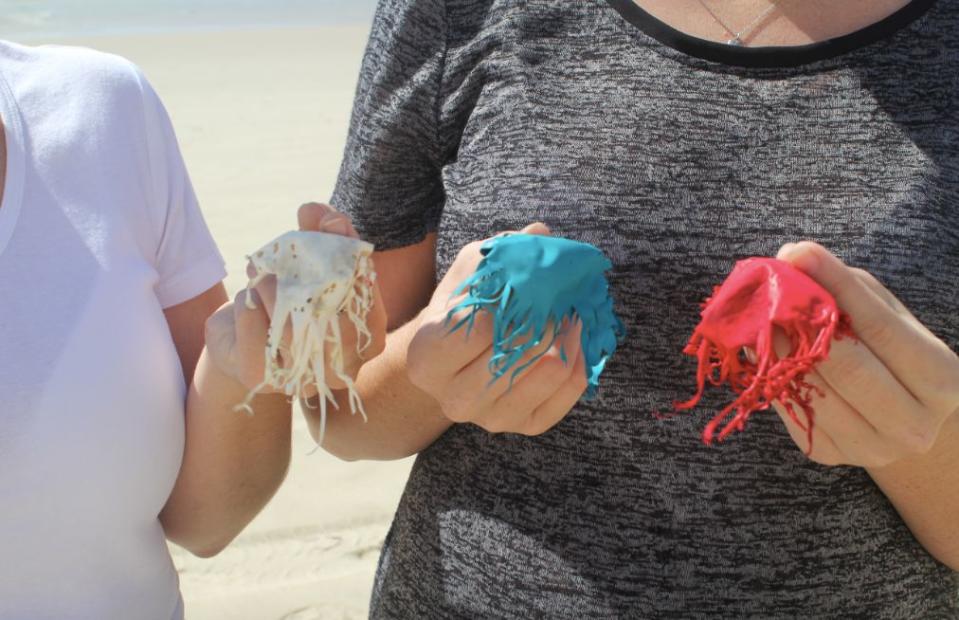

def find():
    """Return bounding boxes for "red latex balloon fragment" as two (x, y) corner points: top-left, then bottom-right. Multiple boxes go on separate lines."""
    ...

(674, 257), (854, 449)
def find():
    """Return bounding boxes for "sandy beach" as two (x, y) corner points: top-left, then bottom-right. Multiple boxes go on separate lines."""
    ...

(56, 26), (413, 619)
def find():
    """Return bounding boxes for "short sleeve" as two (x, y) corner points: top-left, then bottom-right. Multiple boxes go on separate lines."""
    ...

(331, 0), (449, 250)
(135, 68), (226, 308)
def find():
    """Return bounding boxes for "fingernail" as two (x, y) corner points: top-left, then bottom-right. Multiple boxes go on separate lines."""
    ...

(793, 249), (820, 274)
(304, 201), (332, 213)
(777, 242), (797, 259)
(779, 242), (820, 274)
(323, 217), (350, 236)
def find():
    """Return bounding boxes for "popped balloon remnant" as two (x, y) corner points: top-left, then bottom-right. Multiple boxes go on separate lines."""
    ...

(239, 230), (376, 444)
(674, 257), (853, 449)
(449, 234), (625, 398)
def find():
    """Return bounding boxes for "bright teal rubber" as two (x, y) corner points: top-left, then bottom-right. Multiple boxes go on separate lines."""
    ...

(448, 234), (625, 398)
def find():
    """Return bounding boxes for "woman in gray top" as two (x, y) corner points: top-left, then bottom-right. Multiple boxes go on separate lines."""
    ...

(313, 0), (959, 616)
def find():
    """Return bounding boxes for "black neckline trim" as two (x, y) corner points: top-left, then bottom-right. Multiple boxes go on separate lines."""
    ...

(605, 0), (937, 68)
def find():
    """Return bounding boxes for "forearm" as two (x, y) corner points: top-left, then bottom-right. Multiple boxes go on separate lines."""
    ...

(311, 313), (452, 462)
(867, 408), (959, 570)
(160, 348), (292, 557)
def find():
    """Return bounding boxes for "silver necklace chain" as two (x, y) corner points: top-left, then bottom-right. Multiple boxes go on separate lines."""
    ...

(697, 1), (781, 46)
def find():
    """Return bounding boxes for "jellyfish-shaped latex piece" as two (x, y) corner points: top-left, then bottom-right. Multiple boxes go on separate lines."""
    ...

(674, 257), (854, 448)
(238, 230), (376, 444)
(448, 234), (624, 398)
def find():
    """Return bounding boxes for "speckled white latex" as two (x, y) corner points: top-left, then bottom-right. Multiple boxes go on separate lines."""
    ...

(238, 231), (375, 444)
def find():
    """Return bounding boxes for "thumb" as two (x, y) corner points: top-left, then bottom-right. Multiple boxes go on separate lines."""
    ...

(298, 202), (337, 230)
(521, 222), (551, 236)
(297, 202), (359, 238)
(776, 240), (826, 276)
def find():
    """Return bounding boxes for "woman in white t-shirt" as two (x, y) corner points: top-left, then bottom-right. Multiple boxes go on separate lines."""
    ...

(0, 42), (384, 619)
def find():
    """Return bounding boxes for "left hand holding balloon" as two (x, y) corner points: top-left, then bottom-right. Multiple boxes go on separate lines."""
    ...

(771, 241), (959, 467)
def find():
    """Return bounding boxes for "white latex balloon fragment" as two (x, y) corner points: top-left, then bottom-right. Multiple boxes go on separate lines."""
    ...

(237, 230), (376, 444)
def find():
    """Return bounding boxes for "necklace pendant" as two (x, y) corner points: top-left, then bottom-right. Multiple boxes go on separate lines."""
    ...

(727, 36), (744, 46)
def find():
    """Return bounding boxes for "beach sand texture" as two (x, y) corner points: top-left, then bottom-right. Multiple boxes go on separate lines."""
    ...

(61, 27), (414, 619)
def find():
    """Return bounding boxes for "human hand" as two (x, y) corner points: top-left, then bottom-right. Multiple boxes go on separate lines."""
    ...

(770, 241), (959, 467)
(407, 223), (590, 436)
(205, 203), (387, 395)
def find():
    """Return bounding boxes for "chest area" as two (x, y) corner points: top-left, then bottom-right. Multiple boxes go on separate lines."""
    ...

(438, 30), (959, 343)
(0, 195), (184, 519)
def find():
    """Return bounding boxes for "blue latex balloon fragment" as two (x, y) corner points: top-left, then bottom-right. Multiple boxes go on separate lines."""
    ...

(448, 234), (625, 398)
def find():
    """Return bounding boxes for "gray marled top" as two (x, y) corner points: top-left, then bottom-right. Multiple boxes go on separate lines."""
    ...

(332, 0), (959, 617)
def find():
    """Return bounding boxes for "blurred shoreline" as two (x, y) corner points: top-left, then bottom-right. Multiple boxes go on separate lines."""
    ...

(0, 0), (377, 43)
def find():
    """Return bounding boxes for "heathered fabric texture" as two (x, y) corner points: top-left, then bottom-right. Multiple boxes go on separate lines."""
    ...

(332, 1), (959, 617)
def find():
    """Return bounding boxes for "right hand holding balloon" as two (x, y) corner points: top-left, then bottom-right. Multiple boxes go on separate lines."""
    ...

(407, 223), (592, 436)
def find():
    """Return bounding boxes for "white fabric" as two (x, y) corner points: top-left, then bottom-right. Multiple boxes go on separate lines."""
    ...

(0, 42), (225, 620)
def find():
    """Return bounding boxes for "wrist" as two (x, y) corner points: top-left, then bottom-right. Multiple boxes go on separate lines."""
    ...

(196, 349), (290, 412)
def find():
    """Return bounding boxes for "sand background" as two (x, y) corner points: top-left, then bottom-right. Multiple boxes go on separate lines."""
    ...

(56, 27), (413, 619)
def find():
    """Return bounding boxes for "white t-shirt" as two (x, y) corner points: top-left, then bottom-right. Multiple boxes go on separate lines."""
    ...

(0, 42), (226, 619)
